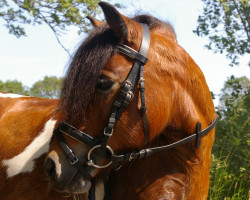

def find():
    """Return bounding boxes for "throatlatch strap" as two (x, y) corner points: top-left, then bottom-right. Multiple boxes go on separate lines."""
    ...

(139, 64), (149, 145)
(138, 23), (150, 145)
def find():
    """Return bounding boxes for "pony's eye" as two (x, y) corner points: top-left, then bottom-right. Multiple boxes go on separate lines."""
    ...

(96, 75), (114, 91)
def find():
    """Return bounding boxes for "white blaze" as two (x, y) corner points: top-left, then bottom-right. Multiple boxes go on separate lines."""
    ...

(2, 119), (57, 178)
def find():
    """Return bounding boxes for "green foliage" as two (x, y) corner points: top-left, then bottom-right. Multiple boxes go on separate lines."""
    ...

(0, 76), (63, 98)
(194, 0), (250, 66)
(0, 0), (105, 53)
(30, 76), (63, 98)
(209, 153), (248, 199)
(0, 79), (29, 95)
(1, 0), (101, 37)
(209, 76), (250, 199)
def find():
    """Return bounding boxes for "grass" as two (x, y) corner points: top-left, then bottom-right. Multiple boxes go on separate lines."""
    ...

(208, 145), (249, 200)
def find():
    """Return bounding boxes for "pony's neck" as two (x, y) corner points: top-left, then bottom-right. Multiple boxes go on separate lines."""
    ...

(108, 117), (214, 200)
(108, 137), (196, 200)
(168, 56), (215, 133)
(2, 118), (57, 178)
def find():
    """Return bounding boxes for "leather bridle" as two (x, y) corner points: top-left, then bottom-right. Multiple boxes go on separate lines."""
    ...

(53, 23), (217, 193)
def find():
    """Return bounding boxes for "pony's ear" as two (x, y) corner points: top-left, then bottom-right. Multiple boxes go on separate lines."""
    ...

(86, 16), (104, 27)
(98, 1), (139, 43)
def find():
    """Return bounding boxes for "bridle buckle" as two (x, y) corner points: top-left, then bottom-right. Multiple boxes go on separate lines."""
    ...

(122, 80), (132, 92)
(104, 127), (113, 137)
(139, 78), (145, 84)
(126, 91), (134, 100)
(69, 154), (79, 165)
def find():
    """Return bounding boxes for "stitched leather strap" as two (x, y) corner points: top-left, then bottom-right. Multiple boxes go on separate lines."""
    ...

(54, 128), (92, 180)
(118, 44), (147, 64)
(100, 23), (150, 147)
(57, 122), (99, 147)
(138, 23), (150, 145)
(111, 118), (217, 162)
(88, 179), (96, 200)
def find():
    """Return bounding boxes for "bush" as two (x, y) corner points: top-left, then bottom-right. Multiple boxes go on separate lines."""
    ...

(208, 76), (250, 199)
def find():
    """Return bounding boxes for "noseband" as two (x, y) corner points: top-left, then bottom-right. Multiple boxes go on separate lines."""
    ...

(53, 23), (217, 192)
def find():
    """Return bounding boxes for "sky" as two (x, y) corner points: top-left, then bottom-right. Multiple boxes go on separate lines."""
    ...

(0, 0), (249, 105)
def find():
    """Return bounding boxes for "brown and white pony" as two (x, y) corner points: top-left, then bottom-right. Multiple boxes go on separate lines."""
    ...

(0, 2), (216, 199)
(0, 93), (90, 199)
(42, 2), (216, 200)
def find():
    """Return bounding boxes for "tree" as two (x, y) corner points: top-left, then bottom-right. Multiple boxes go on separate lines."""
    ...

(194, 0), (250, 66)
(0, 0), (102, 53)
(0, 79), (29, 95)
(29, 76), (63, 98)
(209, 76), (249, 199)
(215, 76), (249, 159)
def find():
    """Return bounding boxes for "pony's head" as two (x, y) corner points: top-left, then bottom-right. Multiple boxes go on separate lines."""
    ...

(44, 2), (215, 195)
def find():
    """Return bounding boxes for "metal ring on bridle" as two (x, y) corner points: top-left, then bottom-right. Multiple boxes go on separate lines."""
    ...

(87, 144), (114, 168)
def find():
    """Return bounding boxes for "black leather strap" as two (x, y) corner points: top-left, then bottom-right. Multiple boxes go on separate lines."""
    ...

(57, 122), (99, 147)
(99, 23), (150, 147)
(54, 128), (92, 180)
(104, 178), (112, 200)
(88, 179), (96, 200)
(196, 122), (202, 148)
(118, 44), (147, 64)
(139, 75), (149, 145)
(111, 118), (217, 162)
(116, 23), (150, 140)
(138, 23), (150, 145)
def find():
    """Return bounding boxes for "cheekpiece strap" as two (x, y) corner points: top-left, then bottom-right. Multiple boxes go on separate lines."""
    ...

(101, 23), (150, 146)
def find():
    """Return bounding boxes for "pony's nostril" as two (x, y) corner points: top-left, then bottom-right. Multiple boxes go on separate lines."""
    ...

(45, 158), (56, 177)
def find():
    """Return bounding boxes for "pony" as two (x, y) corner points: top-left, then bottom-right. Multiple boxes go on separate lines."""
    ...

(0, 2), (216, 199)
(0, 93), (89, 199)
(43, 2), (217, 200)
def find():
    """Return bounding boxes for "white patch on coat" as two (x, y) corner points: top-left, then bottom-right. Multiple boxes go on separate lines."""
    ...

(2, 119), (57, 178)
(95, 181), (105, 200)
(0, 93), (27, 98)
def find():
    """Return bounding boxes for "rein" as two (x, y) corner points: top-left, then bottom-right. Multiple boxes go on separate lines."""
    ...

(53, 23), (217, 199)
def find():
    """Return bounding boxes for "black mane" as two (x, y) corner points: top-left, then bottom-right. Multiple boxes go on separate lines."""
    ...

(60, 25), (119, 125)
(60, 15), (175, 125)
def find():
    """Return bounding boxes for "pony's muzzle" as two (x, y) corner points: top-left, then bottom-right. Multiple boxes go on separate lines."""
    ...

(44, 157), (56, 178)
(44, 151), (62, 179)
(44, 151), (91, 193)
